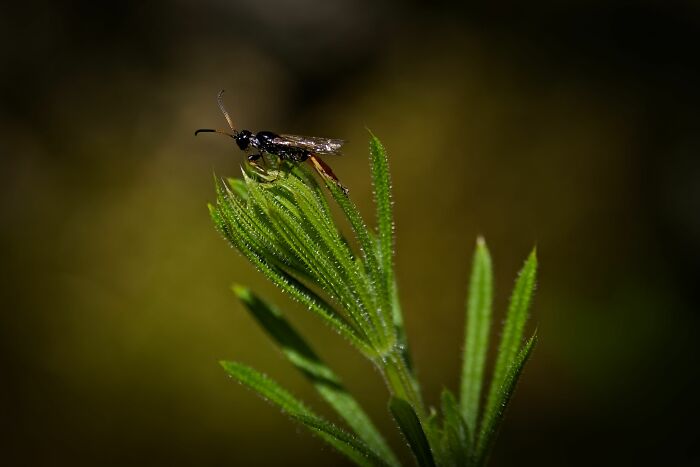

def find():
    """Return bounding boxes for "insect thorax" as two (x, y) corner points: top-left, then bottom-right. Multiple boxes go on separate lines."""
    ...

(256, 131), (309, 162)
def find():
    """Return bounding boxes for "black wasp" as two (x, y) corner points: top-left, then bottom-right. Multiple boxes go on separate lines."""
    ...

(196, 90), (348, 194)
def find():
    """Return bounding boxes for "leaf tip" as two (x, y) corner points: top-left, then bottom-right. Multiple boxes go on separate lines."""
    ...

(474, 236), (492, 264)
(530, 328), (539, 344)
(475, 236), (490, 254)
(231, 283), (251, 301)
(528, 246), (538, 264)
(367, 130), (386, 153)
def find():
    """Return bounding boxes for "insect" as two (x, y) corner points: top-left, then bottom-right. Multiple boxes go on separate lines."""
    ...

(196, 90), (348, 194)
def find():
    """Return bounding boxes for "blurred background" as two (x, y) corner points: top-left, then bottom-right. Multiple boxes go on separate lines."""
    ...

(1, 1), (699, 465)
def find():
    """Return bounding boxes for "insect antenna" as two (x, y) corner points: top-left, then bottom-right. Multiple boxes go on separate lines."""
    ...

(217, 89), (238, 134)
(194, 128), (235, 138)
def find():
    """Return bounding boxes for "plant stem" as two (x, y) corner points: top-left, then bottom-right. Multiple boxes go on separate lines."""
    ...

(379, 347), (426, 419)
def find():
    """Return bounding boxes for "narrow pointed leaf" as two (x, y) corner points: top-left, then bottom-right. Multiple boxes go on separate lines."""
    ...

(474, 334), (537, 466)
(226, 177), (249, 200)
(441, 389), (470, 466)
(233, 286), (398, 466)
(257, 177), (364, 319)
(326, 181), (393, 344)
(266, 200), (378, 347)
(293, 414), (392, 467)
(389, 397), (436, 467)
(219, 182), (308, 275)
(220, 361), (389, 467)
(388, 278), (417, 393)
(209, 201), (374, 356)
(484, 249), (537, 419)
(366, 133), (417, 388)
(423, 408), (447, 467)
(368, 133), (394, 276)
(286, 180), (386, 349)
(368, 134), (398, 330)
(460, 237), (493, 432)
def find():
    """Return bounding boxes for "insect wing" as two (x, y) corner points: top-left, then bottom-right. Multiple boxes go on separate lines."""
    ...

(273, 134), (345, 155)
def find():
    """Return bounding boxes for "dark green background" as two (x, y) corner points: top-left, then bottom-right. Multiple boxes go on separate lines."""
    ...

(2, 1), (699, 465)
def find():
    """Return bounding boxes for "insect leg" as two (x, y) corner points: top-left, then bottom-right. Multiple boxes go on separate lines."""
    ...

(246, 153), (266, 172)
(307, 154), (349, 195)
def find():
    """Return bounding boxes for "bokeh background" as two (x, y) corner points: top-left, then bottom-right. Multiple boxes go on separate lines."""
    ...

(2, 1), (699, 465)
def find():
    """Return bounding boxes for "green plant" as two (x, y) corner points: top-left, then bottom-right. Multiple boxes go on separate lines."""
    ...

(208, 134), (538, 466)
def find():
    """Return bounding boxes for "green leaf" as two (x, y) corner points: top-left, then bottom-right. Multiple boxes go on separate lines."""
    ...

(368, 133), (396, 318)
(233, 285), (399, 466)
(293, 414), (392, 467)
(423, 408), (447, 466)
(368, 132), (394, 277)
(284, 178), (387, 349)
(484, 249), (537, 419)
(209, 199), (374, 356)
(366, 133), (417, 389)
(244, 172), (382, 350)
(474, 333), (537, 466)
(389, 397), (436, 467)
(220, 361), (390, 467)
(441, 389), (470, 466)
(460, 237), (493, 433)
(219, 180), (308, 276)
(326, 181), (393, 346)
(266, 197), (378, 347)
(226, 177), (249, 200)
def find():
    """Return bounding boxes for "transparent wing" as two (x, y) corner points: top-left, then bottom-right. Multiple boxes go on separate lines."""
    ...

(273, 134), (345, 155)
